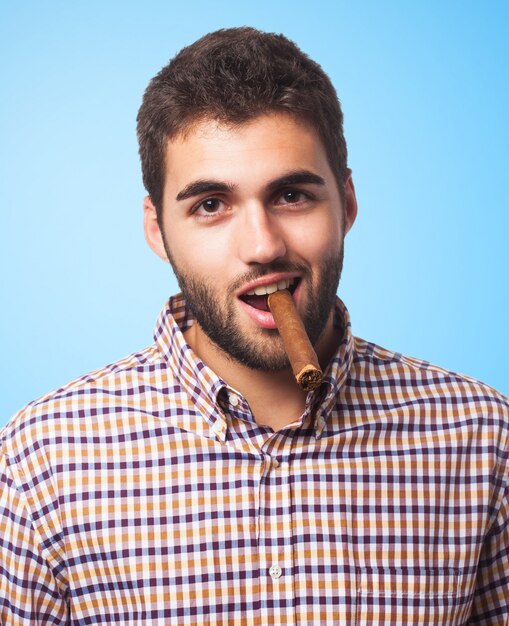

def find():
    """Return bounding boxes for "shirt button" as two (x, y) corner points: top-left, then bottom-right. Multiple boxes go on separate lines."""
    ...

(229, 393), (240, 407)
(211, 421), (225, 439)
(272, 459), (280, 469)
(269, 565), (282, 579)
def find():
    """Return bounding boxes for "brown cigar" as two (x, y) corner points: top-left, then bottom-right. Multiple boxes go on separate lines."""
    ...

(267, 289), (323, 391)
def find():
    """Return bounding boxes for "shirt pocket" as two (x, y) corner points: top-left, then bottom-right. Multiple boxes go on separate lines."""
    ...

(355, 566), (469, 626)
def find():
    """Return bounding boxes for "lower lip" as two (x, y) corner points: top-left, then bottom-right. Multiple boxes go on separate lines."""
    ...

(237, 285), (301, 329)
(238, 298), (277, 328)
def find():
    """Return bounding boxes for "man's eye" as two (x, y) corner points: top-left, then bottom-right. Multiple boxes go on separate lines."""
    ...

(195, 198), (224, 214)
(278, 190), (307, 204)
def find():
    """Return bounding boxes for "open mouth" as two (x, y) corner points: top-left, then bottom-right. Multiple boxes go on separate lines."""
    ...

(239, 278), (299, 311)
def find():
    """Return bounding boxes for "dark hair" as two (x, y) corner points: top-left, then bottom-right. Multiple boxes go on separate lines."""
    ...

(137, 27), (348, 219)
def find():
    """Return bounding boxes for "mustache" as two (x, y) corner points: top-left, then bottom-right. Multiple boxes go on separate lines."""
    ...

(229, 261), (311, 294)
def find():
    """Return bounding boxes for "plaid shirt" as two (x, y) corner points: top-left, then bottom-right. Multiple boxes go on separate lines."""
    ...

(1, 294), (508, 625)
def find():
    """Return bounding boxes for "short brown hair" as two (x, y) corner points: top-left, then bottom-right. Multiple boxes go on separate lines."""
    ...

(137, 27), (348, 219)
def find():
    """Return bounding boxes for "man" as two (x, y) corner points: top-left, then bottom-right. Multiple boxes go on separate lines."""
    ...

(1, 27), (508, 625)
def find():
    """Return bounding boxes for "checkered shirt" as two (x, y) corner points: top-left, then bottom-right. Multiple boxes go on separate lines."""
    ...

(1, 295), (509, 625)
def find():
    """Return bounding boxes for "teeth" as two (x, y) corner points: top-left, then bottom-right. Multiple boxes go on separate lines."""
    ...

(245, 278), (293, 296)
(254, 283), (277, 295)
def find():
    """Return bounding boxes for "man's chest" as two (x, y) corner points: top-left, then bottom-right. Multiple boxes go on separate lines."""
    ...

(59, 426), (487, 624)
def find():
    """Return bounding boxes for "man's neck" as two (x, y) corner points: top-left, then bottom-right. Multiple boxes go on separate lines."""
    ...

(184, 316), (341, 431)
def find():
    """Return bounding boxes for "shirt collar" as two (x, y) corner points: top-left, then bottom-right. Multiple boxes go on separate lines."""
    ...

(154, 294), (354, 440)
(311, 298), (354, 437)
(153, 294), (229, 441)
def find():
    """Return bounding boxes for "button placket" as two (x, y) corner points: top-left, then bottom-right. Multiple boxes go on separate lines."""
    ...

(257, 436), (294, 613)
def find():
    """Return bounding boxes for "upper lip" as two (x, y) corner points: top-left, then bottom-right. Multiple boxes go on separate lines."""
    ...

(237, 272), (301, 297)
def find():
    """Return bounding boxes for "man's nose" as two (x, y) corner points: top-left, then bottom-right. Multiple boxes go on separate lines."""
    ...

(237, 203), (287, 265)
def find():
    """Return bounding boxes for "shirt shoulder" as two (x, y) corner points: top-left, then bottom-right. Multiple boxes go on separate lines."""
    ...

(1, 343), (165, 454)
(354, 335), (508, 398)
(345, 336), (509, 485)
(350, 335), (509, 431)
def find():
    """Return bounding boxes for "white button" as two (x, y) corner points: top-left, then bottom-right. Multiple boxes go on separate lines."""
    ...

(229, 393), (240, 407)
(212, 422), (222, 433)
(269, 565), (282, 579)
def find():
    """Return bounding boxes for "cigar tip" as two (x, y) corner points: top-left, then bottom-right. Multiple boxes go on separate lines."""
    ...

(296, 365), (323, 391)
(267, 289), (291, 308)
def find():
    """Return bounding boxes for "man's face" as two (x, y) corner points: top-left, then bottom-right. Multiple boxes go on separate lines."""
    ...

(147, 112), (356, 370)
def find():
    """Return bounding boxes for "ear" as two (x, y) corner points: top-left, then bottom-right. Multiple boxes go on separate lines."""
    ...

(143, 196), (169, 262)
(343, 170), (358, 235)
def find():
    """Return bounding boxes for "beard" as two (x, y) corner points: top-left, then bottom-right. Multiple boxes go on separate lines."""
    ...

(166, 248), (344, 372)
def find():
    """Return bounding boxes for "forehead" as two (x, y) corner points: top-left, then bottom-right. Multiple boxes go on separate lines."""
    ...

(163, 113), (334, 193)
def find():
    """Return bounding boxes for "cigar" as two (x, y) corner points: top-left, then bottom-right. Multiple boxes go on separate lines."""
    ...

(267, 289), (323, 391)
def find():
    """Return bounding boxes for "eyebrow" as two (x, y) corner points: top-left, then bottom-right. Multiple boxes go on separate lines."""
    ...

(265, 170), (326, 193)
(175, 169), (326, 202)
(176, 180), (236, 202)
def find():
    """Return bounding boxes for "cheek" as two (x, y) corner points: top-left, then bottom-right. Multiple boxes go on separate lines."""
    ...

(167, 227), (231, 280)
(291, 214), (343, 261)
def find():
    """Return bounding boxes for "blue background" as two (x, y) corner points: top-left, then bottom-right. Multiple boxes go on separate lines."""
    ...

(1, 1), (508, 425)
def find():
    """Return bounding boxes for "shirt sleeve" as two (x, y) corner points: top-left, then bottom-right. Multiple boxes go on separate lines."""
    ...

(0, 450), (69, 625)
(467, 483), (509, 624)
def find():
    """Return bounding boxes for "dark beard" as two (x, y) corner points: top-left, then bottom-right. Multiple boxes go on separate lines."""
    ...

(167, 251), (344, 372)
